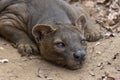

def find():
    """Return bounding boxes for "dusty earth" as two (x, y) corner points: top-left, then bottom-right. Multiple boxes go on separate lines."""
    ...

(0, 34), (120, 80)
(0, 0), (120, 80)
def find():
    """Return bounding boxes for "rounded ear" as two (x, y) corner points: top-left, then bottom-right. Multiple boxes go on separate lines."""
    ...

(32, 24), (56, 42)
(75, 15), (87, 29)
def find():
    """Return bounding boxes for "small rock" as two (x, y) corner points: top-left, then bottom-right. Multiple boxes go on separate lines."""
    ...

(97, 62), (103, 67)
(107, 61), (112, 65)
(96, 51), (102, 55)
(104, 32), (117, 38)
(104, 32), (112, 37)
(112, 53), (119, 60)
(95, 42), (100, 46)
(100, 65), (104, 70)
(0, 47), (4, 50)
(37, 68), (53, 80)
(102, 72), (116, 80)
(0, 59), (9, 63)
(37, 74), (44, 78)
(46, 77), (53, 80)
(89, 71), (95, 76)
(44, 74), (49, 78)
(97, 0), (106, 4)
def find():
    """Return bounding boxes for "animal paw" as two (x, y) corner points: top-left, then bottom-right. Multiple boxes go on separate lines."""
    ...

(85, 26), (103, 42)
(17, 43), (39, 56)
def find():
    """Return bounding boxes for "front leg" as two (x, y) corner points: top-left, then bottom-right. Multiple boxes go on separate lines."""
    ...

(71, 6), (103, 42)
(16, 32), (39, 56)
(0, 18), (39, 56)
(75, 15), (102, 42)
(0, 26), (39, 56)
(84, 22), (103, 42)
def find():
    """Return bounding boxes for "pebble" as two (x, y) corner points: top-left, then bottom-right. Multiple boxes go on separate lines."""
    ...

(96, 51), (102, 55)
(95, 42), (100, 46)
(0, 59), (9, 63)
(97, 62), (103, 67)
(97, 0), (106, 4)
(89, 71), (95, 76)
(0, 47), (4, 50)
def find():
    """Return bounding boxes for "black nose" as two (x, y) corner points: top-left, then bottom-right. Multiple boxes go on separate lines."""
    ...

(73, 50), (86, 60)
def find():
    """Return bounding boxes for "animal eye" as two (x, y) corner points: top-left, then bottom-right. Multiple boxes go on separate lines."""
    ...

(55, 42), (65, 48)
(80, 39), (87, 45)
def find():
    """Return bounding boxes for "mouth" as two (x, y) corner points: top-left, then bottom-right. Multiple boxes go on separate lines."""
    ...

(66, 64), (82, 70)
(43, 54), (86, 70)
(65, 59), (85, 70)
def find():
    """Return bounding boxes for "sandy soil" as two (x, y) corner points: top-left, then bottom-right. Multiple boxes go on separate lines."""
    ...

(0, 35), (120, 80)
(0, 0), (120, 80)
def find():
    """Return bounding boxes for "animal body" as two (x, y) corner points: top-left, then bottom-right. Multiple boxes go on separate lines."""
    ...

(0, 0), (101, 69)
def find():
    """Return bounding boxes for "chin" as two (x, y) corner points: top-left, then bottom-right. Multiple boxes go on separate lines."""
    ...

(65, 59), (85, 70)
(67, 65), (81, 70)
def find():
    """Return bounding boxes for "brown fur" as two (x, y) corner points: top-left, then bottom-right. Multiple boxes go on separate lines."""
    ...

(0, 0), (102, 69)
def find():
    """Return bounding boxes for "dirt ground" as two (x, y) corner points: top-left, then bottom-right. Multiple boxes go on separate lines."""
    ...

(0, 0), (120, 80)
(0, 35), (120, 80)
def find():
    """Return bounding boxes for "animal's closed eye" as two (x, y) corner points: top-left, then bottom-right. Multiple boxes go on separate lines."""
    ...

(55, 42), (65, 48)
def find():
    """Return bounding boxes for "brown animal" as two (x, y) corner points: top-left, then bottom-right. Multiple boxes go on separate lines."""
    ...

(0, 0), (102, 70)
